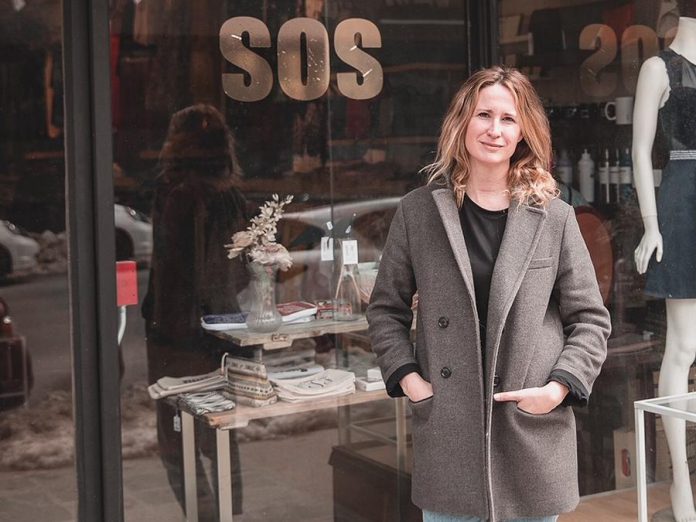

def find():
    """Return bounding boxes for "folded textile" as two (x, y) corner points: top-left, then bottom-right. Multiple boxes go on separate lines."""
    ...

(178, 391), (236, 414)
(225, 356), (269, 379)
(221, 390), (278, 407)
(271, 369), (356, 402)
(148, 370), (227, 399)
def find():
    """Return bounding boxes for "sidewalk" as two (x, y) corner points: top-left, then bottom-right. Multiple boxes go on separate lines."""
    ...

(2, 422), (666, 521)
(0, 428), (338, 522)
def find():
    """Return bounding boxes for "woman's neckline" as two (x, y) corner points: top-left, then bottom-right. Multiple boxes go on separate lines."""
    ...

(464, 193), (509, 215)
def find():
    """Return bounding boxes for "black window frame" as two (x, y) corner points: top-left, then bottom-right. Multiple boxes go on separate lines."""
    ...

(64, 0), (123, 520)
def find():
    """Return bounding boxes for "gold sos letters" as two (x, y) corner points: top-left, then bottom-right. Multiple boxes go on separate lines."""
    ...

(220, 17), (383, 102)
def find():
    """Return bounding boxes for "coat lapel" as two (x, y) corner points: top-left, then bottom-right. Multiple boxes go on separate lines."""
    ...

(485, 202), (547, 374)
(432, 187), (548, 380)
(431, 188), (478, 318)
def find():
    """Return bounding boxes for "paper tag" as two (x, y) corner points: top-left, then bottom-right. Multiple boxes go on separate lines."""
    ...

(173, 414), (181, 433)
(321, 237), (334, 261)
(341, 239), (358, 265)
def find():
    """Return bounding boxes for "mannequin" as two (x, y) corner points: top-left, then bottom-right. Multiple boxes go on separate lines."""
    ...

(633, 6), (696, 521)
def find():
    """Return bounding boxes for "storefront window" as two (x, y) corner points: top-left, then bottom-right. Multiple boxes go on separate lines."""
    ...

(112, 1), (469, 520)
(7, 0), (692, 519)
(0, 1), (77, 520)
(498, 0), (690, 517)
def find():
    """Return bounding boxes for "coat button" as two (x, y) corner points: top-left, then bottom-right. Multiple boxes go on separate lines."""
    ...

(440, 367), (452, 379)
(437, 316), (449, 328)
(493, 375), (501, 389)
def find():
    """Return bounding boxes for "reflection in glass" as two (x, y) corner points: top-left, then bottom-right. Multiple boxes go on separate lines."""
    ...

(0, 1), (76, 520)
(497, 2), (685, 517)
(142, 105), (246, 518)
(113, 1), (469, 519)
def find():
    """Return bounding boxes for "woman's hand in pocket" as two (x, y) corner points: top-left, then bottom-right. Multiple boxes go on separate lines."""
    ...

(493, 381), (569, 414)
(400, 372), (433, 402)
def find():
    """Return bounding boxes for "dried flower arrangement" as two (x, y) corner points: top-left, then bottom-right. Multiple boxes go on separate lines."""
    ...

(225, 194), (294, 270)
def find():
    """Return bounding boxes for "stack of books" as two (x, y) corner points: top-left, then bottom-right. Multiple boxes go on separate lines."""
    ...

(200, 301), (319, 331)
(277, 301), (318, 324)
(270, 368), (356, 403)
(200, 312), (248, 331)
(263, 347), (324, 380)
(224, 356), (277, 407)
(147, 370), (227, 399)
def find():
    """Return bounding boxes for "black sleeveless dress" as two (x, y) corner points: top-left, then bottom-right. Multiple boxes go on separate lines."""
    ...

(645, 48), (696, 298)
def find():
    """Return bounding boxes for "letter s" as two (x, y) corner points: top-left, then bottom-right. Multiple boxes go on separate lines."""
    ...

(220, 17), (273, 102)
(335, 19), (383, 100)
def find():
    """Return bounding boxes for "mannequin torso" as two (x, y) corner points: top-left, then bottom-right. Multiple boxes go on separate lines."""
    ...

(633, 16), (696, 522)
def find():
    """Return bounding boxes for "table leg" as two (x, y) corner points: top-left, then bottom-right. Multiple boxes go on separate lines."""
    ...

(395, 397), (407, 471)
(337, 406), (351, 445)
(216, 429), (233, 522)
(635, 406), (647, 522)
(181, 411), (198, 522)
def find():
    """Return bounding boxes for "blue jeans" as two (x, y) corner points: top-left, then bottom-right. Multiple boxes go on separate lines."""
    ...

(423, 510), (558, 522)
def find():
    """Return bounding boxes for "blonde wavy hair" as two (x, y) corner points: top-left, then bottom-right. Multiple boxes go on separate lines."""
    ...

(422, 66), (558, 207)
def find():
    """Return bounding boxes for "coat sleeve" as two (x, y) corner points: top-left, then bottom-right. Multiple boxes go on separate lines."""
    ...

(366, 201), (419, 397)
(551, 206), (611, 395)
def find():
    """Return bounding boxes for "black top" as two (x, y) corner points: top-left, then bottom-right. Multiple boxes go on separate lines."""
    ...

(658, 48), (696, 151)
(460, 194), (508, 347)
(385, 194), (588, 406)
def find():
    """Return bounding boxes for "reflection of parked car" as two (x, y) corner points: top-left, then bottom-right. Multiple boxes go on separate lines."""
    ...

(114, 204), (153, 264)
(0, 220), (40, 278)
(279, 198), (400, 301)
(279, 197), (611, 305)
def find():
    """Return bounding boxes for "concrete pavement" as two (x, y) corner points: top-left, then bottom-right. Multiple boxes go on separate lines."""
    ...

(0, 427), (340, 522)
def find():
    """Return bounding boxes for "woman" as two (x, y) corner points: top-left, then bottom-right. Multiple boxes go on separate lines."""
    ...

(366, 66), (610, 522)
(142, 104), (248, 519)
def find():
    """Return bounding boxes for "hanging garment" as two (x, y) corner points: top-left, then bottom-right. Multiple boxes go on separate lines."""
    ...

(645, 49), (696, 298)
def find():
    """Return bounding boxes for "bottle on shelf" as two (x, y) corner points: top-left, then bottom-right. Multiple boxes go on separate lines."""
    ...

(610, 148), (621, 203)
(556, 148), (573, 186)
(598, 148), (610, 204)
(334, 262), (361, 321)
(578, 149), (595, 203)
(334, 213), (362, 321)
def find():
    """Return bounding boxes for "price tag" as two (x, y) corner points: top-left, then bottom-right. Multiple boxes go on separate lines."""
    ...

(341, 239), (358, 265)
(320, 237), (334, 261)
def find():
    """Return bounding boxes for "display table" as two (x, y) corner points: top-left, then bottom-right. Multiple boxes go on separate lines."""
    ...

(178, 389), (394, 522)
(634, 392), (696, 522)
(176, 316), (406, 522)
(208, 316), (369, 350)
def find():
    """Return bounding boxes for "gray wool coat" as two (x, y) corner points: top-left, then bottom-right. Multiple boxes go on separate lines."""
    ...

(366, 181), (611, 521)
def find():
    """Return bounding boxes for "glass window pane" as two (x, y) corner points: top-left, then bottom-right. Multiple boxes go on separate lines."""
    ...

(0, 1), (76, 520)
(112, 1), (468, 520)
(498, 0), (682, 518)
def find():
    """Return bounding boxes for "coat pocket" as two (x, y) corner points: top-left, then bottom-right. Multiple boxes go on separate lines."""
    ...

(409, 395), (434, 421)
(515, 404), (559, 418)
(512, 402), (567, 426)
(528, 256), (553, 269)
